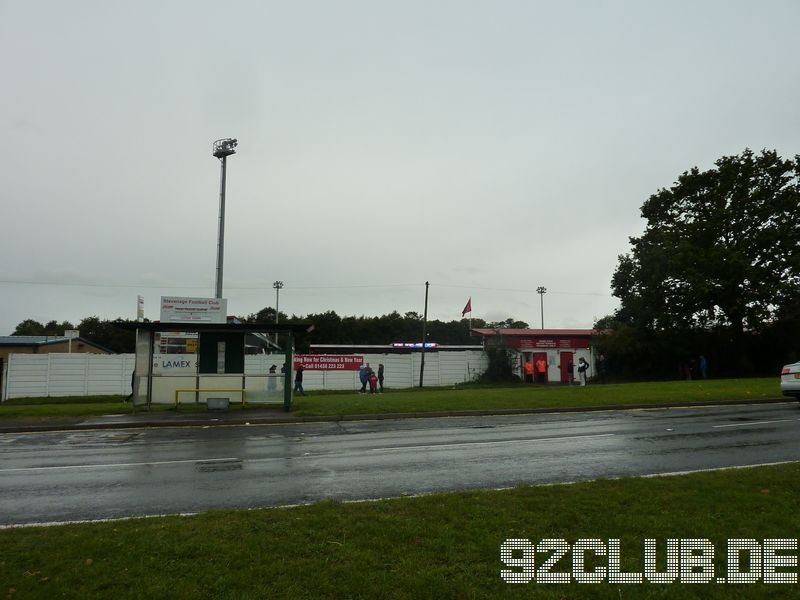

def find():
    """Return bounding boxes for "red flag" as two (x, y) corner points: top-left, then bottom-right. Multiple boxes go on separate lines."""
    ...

(461, 297), (472, 317)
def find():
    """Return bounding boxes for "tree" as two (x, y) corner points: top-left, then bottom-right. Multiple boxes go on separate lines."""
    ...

(243, 307), (288, 324)
(77, 316), (136, 353)
(13, 319), (46, 336)
(486, 318), (529, 329)
(12, 319), (75, 336)
(612, 149), (800, 334)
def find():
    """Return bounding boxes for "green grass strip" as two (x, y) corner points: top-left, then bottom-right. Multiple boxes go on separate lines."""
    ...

(293, 377), (782, 416)
(0, 378), (783, 420)
(2, 463), (800, 598)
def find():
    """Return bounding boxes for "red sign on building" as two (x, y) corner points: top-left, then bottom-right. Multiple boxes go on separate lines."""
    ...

(294, 355), (363, 371)
(517, 338), (590, 350)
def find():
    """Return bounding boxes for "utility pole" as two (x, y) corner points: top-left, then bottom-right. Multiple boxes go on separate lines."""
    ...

(273, 281), (283, 345)
(212, 138), (238, 299)
(537, 286), (547, 329)
(419, 281), (429, 388)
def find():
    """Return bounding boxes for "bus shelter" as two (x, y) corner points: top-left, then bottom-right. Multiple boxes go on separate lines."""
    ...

(120, 321), (313, 411)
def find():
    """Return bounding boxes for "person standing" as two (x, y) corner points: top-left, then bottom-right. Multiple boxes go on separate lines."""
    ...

(523, 359), (534, 383)
(359, 363), (369, 393)
(699, 355), (708, 379)
(294, 365), (306, 396)
(684, 361), (693, 380)
(566, 358), (574, 385)
(535, 356), (548, 383)
(577, 357), (590, 386)
(377, 363), (385, 393)
(596, 353), (607, 384)
(125, 369), (135, 402)
(368, 369), (379, 394)
(268, 364), (277, 393)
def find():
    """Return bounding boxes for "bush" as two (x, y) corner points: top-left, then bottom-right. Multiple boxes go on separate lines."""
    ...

(478, 346), (520, 383)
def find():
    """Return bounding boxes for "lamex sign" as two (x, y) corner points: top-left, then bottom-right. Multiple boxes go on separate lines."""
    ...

(152, 354), (198, 375)
(294, 355), (364, 371)
(160, 296), (227, 324)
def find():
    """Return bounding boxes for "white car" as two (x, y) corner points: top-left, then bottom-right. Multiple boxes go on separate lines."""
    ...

(781, 361), (800, 399)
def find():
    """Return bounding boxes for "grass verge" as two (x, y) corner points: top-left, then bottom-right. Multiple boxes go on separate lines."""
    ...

(293, 377), (781, 416)
(2, 463), (800, 598)
(0, 378), (782, 420)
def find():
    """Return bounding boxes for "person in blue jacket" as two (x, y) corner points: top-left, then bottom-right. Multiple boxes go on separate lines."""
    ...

(359, 363), (370, 393)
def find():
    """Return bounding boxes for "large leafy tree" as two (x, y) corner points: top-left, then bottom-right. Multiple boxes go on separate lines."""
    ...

(612, 149), (800, 335)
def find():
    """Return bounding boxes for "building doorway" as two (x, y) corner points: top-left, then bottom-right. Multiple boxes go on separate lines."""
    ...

(560, 352), (574, 384)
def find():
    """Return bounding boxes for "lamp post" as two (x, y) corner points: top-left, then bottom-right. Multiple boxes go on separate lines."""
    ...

(212, 138), (238, 299)
(536, 286), (547, 329)
(419, 281), (429, 388)
(273, 281), (283, 324)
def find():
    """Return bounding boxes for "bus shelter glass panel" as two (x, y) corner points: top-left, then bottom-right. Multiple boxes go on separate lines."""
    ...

(133, 329), (151, 406)
(151, 332), (200, 404)
(244, 353), (286, 404)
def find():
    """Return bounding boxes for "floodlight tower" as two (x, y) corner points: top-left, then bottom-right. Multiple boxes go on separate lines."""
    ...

(273, 280), (284, 346)
(536, 286), (547, 329)
(273, 281), (284, 325)
(212, 138), (238, 299)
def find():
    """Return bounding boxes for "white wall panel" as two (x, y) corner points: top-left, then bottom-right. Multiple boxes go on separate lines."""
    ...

(4, 354), (135, 400)
(3, 351), (488, 399)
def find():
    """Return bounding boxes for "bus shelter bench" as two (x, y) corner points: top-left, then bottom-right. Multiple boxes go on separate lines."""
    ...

(174, 388), (246, 408)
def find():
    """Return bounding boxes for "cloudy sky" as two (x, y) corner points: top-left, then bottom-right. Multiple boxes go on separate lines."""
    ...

(1, 1), (798, 336)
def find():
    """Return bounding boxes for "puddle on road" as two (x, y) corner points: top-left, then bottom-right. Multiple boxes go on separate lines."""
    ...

(62, 432), (142, 445)
(195, 459), (243, 473)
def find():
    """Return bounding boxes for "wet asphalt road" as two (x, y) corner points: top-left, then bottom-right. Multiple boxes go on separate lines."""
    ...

(2, 402), (800, 526)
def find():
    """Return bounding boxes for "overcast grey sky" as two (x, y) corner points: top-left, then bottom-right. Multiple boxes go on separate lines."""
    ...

(1, 0), (798, 336)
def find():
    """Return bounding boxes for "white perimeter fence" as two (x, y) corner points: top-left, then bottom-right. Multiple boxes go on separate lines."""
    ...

(1, 352), (488, 400)
(2, 353), (137, 400)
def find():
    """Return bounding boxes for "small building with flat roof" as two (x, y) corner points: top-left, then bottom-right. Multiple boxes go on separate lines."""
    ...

(0, 336), (112, 363)
(471, 328), (597, 383)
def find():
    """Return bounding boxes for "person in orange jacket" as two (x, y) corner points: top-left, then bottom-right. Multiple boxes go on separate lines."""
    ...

(535, 357), (548, 383)
(523, 360), (534, 383)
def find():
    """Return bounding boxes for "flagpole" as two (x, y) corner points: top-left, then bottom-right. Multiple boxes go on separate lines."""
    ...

(462, 296), (473, 338)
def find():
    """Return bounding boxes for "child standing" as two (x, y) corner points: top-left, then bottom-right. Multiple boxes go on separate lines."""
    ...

(368, 370), (379, 394)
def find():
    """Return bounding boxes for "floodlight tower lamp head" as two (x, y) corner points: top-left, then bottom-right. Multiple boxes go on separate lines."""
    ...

(213, 138), (238, 159)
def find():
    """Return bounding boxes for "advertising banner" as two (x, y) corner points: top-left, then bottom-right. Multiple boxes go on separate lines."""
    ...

(293, 355), (364, 371)
(160, 296), (227, 323)
(152, 353), (198, 375)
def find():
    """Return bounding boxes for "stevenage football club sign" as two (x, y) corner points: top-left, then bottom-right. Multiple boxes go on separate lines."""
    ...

(160, 296), (227, 323)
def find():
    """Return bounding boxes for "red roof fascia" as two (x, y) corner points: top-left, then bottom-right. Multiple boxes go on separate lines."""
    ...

(471, 328), (596, 337)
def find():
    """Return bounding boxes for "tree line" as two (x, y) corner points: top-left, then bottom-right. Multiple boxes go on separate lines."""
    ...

(10, 311), (528, 354)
